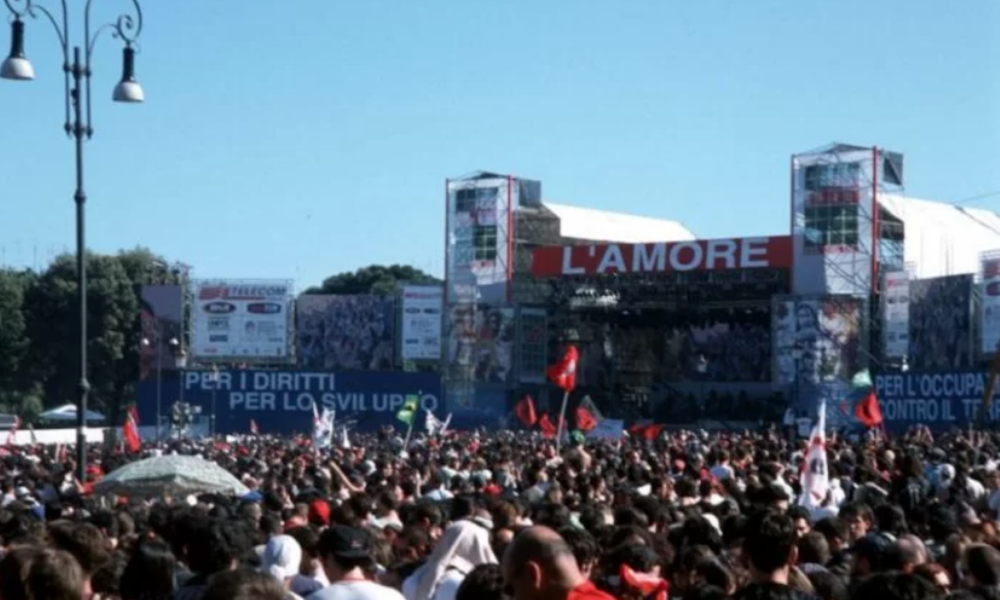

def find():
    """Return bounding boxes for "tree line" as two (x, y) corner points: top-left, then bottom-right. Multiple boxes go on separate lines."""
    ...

(0, 254), (440, 425)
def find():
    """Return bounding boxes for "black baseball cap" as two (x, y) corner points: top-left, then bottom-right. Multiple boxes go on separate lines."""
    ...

(319, 525), (370, 560)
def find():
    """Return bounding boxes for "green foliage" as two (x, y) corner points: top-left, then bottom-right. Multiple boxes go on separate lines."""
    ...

(304, 264), (441, 296)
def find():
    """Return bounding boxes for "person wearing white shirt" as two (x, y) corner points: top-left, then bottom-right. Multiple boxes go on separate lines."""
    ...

(308, 526), (403, 600)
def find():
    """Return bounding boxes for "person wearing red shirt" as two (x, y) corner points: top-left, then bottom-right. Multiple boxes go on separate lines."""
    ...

(501, 526), (618, 600)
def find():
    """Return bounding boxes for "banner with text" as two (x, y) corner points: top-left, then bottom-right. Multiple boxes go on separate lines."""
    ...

(136, 370), (444, 434)
(874, 371), (1000, 430)
(191, 280), (292, 360)
(401, 286), (444, 361)
(882, 271), (910, 360)
(982, 255), (1000, 356)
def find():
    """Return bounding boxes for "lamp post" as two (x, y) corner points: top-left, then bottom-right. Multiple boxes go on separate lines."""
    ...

(2, 0), (145, 483)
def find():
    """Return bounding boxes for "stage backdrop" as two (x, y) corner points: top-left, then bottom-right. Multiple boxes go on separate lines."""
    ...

(874, 371), (998, 431)
(136, 370), (443, 434)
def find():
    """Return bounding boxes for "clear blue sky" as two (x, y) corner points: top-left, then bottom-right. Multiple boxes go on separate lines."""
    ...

(1, 0), (997, 290)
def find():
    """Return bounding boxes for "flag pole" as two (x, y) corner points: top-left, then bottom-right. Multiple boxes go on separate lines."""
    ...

(403, 408), (417, 451)
(555, 390), (569, 452)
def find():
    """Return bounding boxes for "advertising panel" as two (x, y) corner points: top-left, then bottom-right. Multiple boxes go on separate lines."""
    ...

(982, 255), (1000, 355)
(882, 271), (910, 359)
(445, 304), (514, 383)
(873, 371), (1000, 430)
(139, 285), (183, 381)
(909, 275), (974, 371)
(296, 295), (395, 370)
(531, 236), (792, 277)
(400, 286), (444, 361)
(136, 370), (443, 434)
(191, 280), (291, 360)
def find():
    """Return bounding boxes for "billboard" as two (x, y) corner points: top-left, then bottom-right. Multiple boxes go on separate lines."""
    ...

(139, 285), (183, 382)
(882, 270), (910, 359)
(400, 286), (444, 361)
(531, 236), (793, 277)
(136, 370), (443, 434)
(981, 254), (1000, 356)
(296, 295), (395, 370)
(909, 275), (974, 371)
(191, 280), (292, 360)
(874, 371), (999, 430)
(445, 304), (514, 383)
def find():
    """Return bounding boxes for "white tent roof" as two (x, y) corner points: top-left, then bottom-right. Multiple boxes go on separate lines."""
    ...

(878, 194), (1000, 280)
(39, 404), (105, 421)
(543, 201), (695, 244)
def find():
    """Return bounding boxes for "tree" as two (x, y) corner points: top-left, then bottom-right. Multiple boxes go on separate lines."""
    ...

(22, 253), (137, 413)
(0, 268), (32, 402)
(304, 264), (441, 296)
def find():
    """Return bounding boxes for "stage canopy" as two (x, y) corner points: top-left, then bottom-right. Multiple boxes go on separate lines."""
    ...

(543, 201), (695, 244)
(878, 194), (1000, 280)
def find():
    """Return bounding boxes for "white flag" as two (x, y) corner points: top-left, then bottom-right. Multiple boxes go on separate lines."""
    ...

(426, 412), (453, 436)
(313, 404), (335, 449)
(799, 399), (829, 510)
(340, 426), (351, 449)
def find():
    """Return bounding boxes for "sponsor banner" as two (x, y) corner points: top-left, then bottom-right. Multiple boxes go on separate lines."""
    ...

(296, 295), (395, 370)
(191, 280), (291, 359)
(400, 286), (444, 361)
(140, 285), (183, 381)
(136, 370), (443, 434)
(882, 271), (910, 359)
(531, 236), (792, 277)
(910, 275), (974, 370)
(982, 256), (1000, 355)
(874, 371), (1000, 430)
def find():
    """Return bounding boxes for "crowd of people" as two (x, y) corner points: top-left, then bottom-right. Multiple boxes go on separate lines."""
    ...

(297, 296), (396, 371)
(1, 425), (1000, 600)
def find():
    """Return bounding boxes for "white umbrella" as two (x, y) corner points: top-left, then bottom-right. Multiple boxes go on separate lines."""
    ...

(93, 454), (249, 498)
(39, 404), (104, 422)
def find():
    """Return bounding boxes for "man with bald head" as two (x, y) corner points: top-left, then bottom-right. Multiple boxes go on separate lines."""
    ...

(501, 526), (616, 600)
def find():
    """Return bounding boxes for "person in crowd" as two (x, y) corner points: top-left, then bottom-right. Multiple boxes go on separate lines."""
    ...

(403, 520), (497, 600)
(310, 525), (404, 600)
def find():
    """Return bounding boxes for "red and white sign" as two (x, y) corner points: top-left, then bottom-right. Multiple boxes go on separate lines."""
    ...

(531, 236), (792, 277)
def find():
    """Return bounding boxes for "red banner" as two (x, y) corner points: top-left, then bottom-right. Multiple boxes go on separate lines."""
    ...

(531, 236), (792, 277)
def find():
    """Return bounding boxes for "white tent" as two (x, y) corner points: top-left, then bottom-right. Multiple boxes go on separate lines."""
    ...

(38, 404), (105, 423)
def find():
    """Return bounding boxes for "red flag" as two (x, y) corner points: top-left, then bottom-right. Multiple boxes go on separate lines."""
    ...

(629, 423), (664, 441)
(539, 413), (558, 438)
(6, 417), (19, 448)
(250, 419), (260, 436)
(620, 564), (669, 600)
(515, 396), (537, 427)
(854, 391), (884, 429)
(547, 346), (579, 393)
(575, 396), (602, 432)
(124, 407), (141, 453)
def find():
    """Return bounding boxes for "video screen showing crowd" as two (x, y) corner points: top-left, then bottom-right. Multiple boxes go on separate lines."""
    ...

(297, 295), (396, 371)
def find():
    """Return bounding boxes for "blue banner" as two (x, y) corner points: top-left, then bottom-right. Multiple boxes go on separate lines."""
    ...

(137, 370), (443, 434)
(874, 371), (996, 430)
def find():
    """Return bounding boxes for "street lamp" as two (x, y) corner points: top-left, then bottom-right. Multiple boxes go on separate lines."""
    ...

(2, 0), (145, 483)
